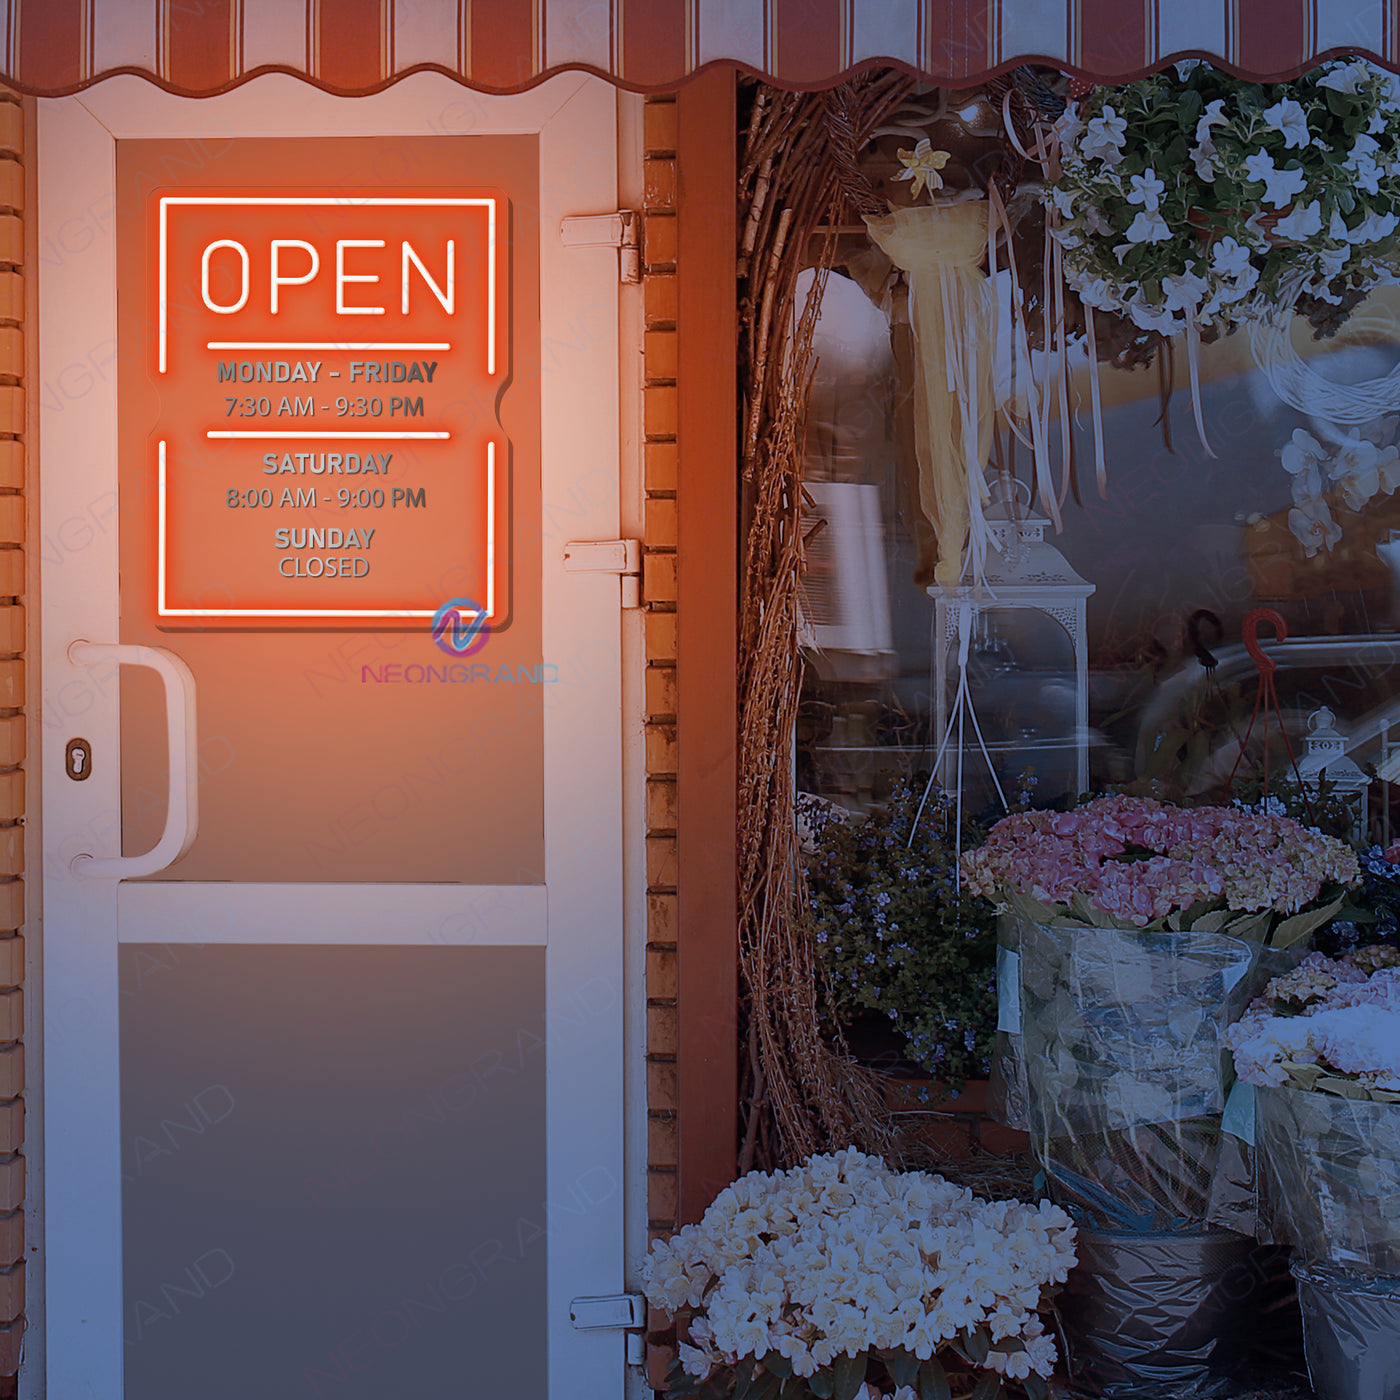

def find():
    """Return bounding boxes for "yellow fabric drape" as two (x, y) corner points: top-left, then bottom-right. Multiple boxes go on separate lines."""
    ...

(864, 201), (994, 586)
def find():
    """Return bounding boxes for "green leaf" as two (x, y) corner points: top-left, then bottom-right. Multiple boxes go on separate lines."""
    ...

(832, 1353), (867, 1400)
(880, 1349), (920, 1387)
(732, 1358), (757, 1400)
(1270, 892), (1347, 950)
(1023, 1374), (1049, 1400)
(918, 1356), (952, 1400)
(779, 1379), (809, 1400)
(747, 1374), (782, 1400)
(762, 1353), (794, 1380)
(958, 1328), (991, 1365)
(971, 1375), (1003, 1400)
(807, 1366), (835, 1399)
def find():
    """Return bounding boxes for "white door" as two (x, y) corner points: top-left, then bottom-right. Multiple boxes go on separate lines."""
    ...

(38, 73), (633, 1398)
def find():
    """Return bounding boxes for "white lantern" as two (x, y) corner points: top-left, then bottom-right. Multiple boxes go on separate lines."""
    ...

(1297, 705), (1369, 840)
(929, 480), (1096, 797)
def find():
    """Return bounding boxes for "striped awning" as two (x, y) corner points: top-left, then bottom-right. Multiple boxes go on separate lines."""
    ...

(2, 0), (1396, 97)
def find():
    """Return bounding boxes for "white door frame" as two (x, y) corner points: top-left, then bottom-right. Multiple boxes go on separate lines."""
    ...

(37, 71), (634, 1398)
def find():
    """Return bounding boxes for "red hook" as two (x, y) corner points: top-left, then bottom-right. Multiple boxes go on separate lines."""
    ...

(1242, 607), (1288, 679)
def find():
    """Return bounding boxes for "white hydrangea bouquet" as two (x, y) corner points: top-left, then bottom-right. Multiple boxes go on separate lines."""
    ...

(1228, 947), (1400, 1273)
(1049, 58), (1400, 339)
(640, 1149), (1076, 1400)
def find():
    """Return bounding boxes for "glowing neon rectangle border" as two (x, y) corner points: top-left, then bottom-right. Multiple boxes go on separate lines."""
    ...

(157, 438), (497, 621)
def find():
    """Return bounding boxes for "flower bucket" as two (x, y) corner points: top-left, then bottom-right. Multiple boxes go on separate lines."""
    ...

(1058, 1229), (1259, 1399)
(1020, 920), (1263, 1231)
(1292, 1263), (1400, 1400)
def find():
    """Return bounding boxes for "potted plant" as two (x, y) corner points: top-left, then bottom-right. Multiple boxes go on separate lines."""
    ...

(640, 1148), (1076, 1400)
(1226, 946), (1400, 1400)
(961, 794), (1359, 1397)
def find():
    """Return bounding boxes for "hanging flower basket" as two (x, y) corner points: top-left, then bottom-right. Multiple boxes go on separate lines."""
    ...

(1047, 59), (1400, 341)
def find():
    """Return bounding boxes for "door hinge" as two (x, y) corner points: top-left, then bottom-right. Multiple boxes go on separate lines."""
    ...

(560, 211), (641, 284)
(570, 1292), (647, 1365)
(563, 539), (643, 609)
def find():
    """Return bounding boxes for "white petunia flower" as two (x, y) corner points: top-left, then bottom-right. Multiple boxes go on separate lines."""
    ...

(1348, 208), (1399, 245)
(1243, 151), (1309, 208)
(1263, 98), (1310, 148)
(1124, 209), (1171, 244)
(1126, 167), (1166, 211)
(1271, 200), (1324, 242)
(1210, 236), (1255, 281)
(1080, 104), (1128, 163)
(1161, 269), (1209, 312)
(1319, 59), (1371, 96)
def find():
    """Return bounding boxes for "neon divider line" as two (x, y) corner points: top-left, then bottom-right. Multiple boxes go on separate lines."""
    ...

(158, 196), (496, 377)
(157, 440), (167, 612)
(208, 342), (452, 351)
(486, 441), (496, 620)
(206, 431), (450, 440)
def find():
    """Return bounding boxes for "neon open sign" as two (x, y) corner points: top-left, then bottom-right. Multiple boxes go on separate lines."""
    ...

(153, 193), (507, 625)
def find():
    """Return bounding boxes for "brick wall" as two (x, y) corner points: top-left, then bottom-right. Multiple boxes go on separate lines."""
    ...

(640, 92), (681, 1389)
(0, 90), (25, 1386)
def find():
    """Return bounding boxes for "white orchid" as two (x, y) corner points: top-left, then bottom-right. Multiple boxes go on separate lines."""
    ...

(1281, 429), (1329, 503)
(1264, 98), (1310, 148)
(1080, 105), (1128, 163)
(1328, 432), (1400, 507)
(1289, 498), (1343, 556)
(1271, 200), (1323, 242)
(1243, 151), (1309, 207)
(1126, 167), (1166, 211)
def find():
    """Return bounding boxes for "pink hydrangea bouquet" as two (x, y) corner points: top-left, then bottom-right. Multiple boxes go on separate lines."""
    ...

(961, 795), (1358, 946)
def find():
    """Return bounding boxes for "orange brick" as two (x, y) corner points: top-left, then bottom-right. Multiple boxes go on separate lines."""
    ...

(0, 992), (18, 1040)
(643, 329), (678, 382)
(0, 662), (18, 710)
(647, 945), (678, 1002)
(0, 1212), (21, 1267)
(0, 1104), (22, 1155)
(645, 664), (677, 719)
(648, 1167), (679, 1222)
(0, 1262), (22, 1323)
(0, 1048), (21, 1100)
(0, 1157), (21, 1213)
(646, 834), (677, 890)
(643, 552), (677, 605)
(647, 1342), (677, 1391)
(647, 891), (679, 941)
(644, 495), (677, 547)
(643, 100), (678, 153)
(644, 722), (677, 774)
(645, 441), (677, 492)
(0, 501), (19, 545)
(0, 106), (21, 159)
(0, 393), (22, 438)
(645, 609), (677, 662)
(648, 1114), (679, 1167)
(0, 274), (21, 323)
(0, 721), (22, 769)
(0, 886), (20, 935)
(647, 1003), (679, 1055)
(643, 383), (677, 439)
(647, 1058), (679, 1111)
(646, 778), (677, 831)
(0, 327), (19, 374)
(0, 553), (18, 601)
(644, 213), (677, 268)
(0, 444), (19, 490)
(644, 157), (676, 211)
(0, 606), (22, 655)
(644, 273), (677, 326)
(0, 938), (20, 987)
(0, 773), (19, 821)
(0, 220), (18, 271)
(0, 164), (21, 215)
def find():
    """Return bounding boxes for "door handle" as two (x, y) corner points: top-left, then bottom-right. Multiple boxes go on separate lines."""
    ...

(67, 641), (199, 879)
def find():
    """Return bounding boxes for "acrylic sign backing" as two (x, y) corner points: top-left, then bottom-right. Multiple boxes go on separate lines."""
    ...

(154, 189), (507, 627)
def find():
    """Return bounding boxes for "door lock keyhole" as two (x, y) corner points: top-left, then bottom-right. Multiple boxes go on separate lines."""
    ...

(65, 738), (92, 781)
